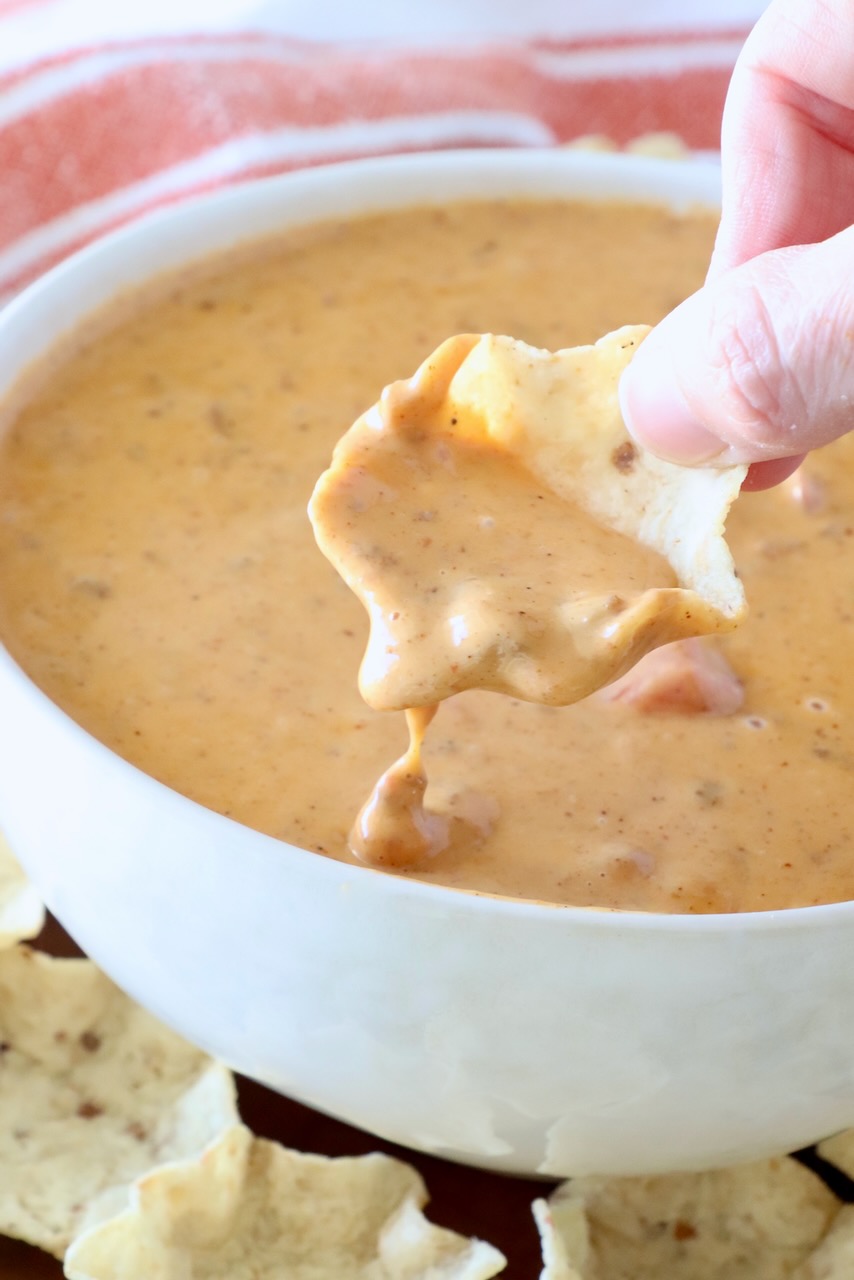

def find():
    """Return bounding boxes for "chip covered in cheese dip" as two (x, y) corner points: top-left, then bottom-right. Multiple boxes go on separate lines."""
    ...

(309, 326), (746, 713)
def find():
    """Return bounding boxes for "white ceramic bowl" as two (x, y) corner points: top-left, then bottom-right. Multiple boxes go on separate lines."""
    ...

(2, 150), (854, 1179)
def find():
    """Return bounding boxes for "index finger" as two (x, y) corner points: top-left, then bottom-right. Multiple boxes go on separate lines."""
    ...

(712, 0), (854, 275)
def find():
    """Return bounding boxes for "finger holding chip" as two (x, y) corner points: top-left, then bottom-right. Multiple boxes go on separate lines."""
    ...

(65, 1122), (507, 1280)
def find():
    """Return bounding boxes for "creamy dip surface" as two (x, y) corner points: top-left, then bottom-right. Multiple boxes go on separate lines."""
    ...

(0, 199), (851, 914)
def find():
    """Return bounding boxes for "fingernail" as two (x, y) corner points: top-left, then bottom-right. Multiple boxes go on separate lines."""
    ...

(619, 360), (724, 464)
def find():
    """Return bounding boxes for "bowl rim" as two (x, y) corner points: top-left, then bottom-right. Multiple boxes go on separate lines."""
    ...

(1, 145), (849, 935)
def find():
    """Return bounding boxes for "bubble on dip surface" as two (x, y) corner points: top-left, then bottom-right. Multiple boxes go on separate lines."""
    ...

(0, 199), (850, 914)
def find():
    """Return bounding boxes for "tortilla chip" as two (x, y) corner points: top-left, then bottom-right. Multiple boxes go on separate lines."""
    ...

(451, 329), (744, 619)
(626, 132), (690, 159)
(796, 1204), (854, 1278)
(0, 830), (44, 948)
(311, 328), (745, 710)
(533, 1156), (839, 1280)
(0, 946), (237, 1258)
(816, 1130), (854, 1179)
(561, 135), (619, 152)
(65, 1123), (507, 1279)
(561, 133), (688, 158)
(532, 1194), (589, 1280)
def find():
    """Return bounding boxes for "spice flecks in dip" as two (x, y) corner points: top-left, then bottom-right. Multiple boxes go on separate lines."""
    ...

(310, 323), (744, 870)
(309, 327), (744, 712)
(0, 199), (850, 913)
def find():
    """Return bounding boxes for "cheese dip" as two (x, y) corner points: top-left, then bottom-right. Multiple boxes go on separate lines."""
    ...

(0, 199), (850, 913)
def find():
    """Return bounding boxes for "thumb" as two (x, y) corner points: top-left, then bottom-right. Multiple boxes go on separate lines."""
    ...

(619, 228), (854, 472)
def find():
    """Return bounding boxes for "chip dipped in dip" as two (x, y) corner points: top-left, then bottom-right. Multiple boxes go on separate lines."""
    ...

(309, 327), (746, 868)
(309, 328), (745, 711)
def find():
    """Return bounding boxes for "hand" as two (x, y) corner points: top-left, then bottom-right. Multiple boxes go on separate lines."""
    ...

(619, 0), (854, 490)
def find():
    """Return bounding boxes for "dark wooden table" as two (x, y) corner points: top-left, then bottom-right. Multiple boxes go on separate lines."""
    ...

(0, 916), (552, 1279)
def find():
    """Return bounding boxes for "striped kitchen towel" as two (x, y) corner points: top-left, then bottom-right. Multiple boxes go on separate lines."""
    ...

(0, 0), (751, 303)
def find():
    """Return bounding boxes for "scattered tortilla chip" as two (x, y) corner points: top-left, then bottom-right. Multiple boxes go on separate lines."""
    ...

(0, 830), (44, 947)
(533, 1156), (839, 1280)
(561, 135), (619, 152)
(0, 946), (237, 1258)
(626, 132), (690, 159)
(311, 328), (745, 710)
(816, 1130), (854, 1179)
(795, 1204), (854, 1278)
(561, 133), (688, 159)
(65, 1123), (507, 1279)
(532, 1193), (590, 1280)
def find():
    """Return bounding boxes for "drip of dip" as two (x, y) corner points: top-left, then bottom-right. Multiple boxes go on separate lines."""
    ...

(349, 706), (447, 868)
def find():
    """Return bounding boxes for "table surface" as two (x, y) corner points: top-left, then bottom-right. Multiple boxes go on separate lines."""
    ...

(0, 915), (553, 1279)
